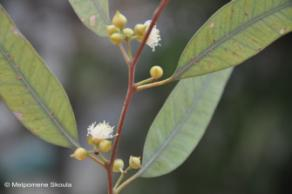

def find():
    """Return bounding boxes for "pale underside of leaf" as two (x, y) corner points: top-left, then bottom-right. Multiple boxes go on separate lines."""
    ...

(0, 5), (79, 148)
(174, 0), (292, 79)
(69, 0), (110, 37)
(140, 68), (233, 178)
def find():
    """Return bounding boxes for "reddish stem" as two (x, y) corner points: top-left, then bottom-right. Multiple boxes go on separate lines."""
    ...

(105, 1), (170, 194)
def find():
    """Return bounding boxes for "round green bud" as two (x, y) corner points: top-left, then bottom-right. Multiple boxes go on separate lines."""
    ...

(107, 25), (119, 36)
(90, 137), (103, 145)
(70, 148), (88, 161)
(87, 136), (94, 145)
(98, 140), (112, 153)
(110, 33), (124, 45)
(129, 156), (141, 169)
(123, 28), (134, 38)
(113, 159), (124, 173)
(112, 11), (127, 29)
(134, 24), (147, 36)
(150, 66), (164, 79)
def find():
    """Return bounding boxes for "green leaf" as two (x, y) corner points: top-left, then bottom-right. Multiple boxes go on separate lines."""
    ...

(0, 5), (79, 148)
(69, 0), (110, 37)
(140, 68), (232, 178)
(174, 0), (292, 79)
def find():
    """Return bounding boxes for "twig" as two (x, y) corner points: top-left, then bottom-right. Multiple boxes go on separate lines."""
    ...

(105, 1), (170, 194)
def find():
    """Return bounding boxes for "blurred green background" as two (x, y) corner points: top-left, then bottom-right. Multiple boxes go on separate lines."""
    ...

(0, 0), (292, 194)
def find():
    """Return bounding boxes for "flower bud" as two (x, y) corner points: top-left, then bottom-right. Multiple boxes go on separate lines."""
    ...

(70, 148), (88, 161)
(134, 24), (147, 36)
(123, 28), (134, 38)
(98, 140), (112, 153)
(91, 137), (102, 145)
(110, 33), (124, 45)
(113, 159), (124, 173)
(87, 136), (95, 145)
(112, 11), (127, 29)
(107, 25), (119, 36)
(150, 66), (163, 79)
(129, 156), (141, 169)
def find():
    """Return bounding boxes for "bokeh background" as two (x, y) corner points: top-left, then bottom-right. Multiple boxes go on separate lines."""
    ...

(0, 0), (292, 194)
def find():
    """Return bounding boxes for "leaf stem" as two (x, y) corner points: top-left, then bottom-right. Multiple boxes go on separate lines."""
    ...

(135, 77), (156, 86)
(136, 76), (174, 91)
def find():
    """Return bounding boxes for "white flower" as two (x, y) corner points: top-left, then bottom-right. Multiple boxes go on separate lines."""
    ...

(144, 20), (161, 52)
(87, 121), (116, 140)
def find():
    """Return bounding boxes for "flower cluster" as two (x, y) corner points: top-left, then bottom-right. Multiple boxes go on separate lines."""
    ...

(87, 121), (116, 140)
(107, 11), (161, 52)
(86, 121), (115, 153)
(71, 120), (142, 173)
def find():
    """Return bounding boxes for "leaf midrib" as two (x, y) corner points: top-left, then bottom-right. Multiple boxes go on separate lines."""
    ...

(174, 1), (292, 78)
(0, 29), (79, 147)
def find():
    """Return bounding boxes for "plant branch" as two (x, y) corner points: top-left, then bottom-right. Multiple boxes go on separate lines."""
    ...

(106, 1), (170, 194)
(106, 167), (114, 194)
(130, 0), (170, 70)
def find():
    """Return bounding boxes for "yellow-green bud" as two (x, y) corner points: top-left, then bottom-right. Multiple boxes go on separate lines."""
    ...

(123, 28), (134, 38)
(134, 24), (147, 36)
(87, 136), (94, 145)
(150, 66), (164, 79)
(91, 137), (103, 145)
(98, 140), (112, 153)
(70, 148), (88, 161)
(110, 33), (124, 45)
(112, 11), (127, 29)
(107, 25), (119, 36)
(129, 156), (141, 169)
(113, 159), (124, 173)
